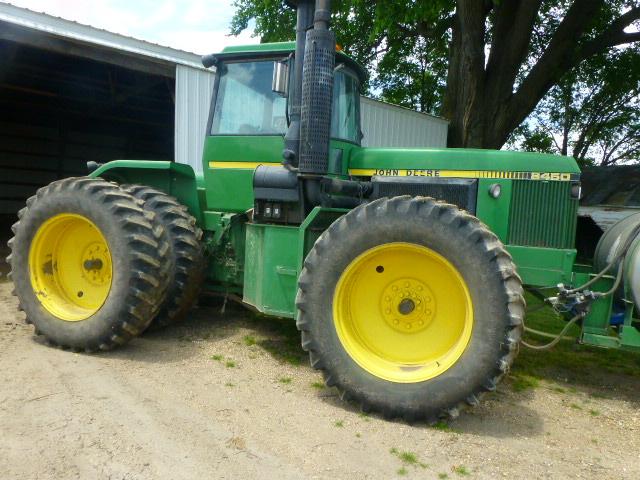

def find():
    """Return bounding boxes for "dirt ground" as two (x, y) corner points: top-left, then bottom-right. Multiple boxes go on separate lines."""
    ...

(1, 280), (639, 480)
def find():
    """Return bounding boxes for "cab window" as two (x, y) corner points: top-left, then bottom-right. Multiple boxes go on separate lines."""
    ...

(331, 68), (361, 144)
(211, 61), (288, 135)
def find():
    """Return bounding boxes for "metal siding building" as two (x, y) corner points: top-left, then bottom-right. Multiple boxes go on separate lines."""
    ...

(175, 65), (216, 174)
(0, 2), (448, 200)
(360, 97), (448, 148)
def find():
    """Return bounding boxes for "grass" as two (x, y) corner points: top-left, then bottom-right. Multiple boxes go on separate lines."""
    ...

(510, 292), (640, 393)
(549, 385), (566, 393)
(310, 381), (325, 389)
(225, 360), (236, 368)
(397, 467), (408, 476)
(247, 315), (306, 366)
(452, 465), (470, 476)
(398, 452), (418, 464)
(210, 354), (223, 361)
(225, 382), (235, 388)
(589, 408), (601, 416)
(511, 374), (540, 392)
(334, 420), (344, 428)
(355, 433), (361, 438)
(438, 474), (449, 479)
(390, 448), (428, 469)
(569, 402), (582, 410)
(279, 377), (293, 384)
(243, 335), (257, 346)
(432, 421), (454, 432)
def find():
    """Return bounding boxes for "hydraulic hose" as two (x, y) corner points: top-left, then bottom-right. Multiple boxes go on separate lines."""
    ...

(521, 313), (582, 350)
(565, 222), (640, 294)
(521, 226), (639, 351)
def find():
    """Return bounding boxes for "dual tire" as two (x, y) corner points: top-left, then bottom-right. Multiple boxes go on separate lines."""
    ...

(7, 177), (203, 351)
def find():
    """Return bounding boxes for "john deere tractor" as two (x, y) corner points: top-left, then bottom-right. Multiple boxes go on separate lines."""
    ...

(7, 0), (640, 422)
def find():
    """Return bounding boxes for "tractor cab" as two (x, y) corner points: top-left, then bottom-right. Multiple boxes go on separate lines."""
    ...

(201, 42), (366, 213)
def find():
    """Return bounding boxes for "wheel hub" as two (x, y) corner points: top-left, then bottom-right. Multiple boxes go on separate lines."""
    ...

(81, 243), (110, 286)
(380, 278), (436, 333)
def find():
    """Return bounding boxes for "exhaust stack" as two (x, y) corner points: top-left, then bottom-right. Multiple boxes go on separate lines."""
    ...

(282, 0), (335, 176)
(298, 0), (336, 175)
(282, 0), (314, 168)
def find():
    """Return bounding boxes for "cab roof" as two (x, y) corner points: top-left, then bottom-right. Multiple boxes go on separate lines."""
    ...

(214, 41), (367, 82)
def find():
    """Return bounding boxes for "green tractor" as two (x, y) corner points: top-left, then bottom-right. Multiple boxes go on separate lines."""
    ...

(7, 0), (640, 422)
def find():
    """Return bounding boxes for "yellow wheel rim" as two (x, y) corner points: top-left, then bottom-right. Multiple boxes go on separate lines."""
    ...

(333, 242), (473, 383)
(29, 213), (113, 321)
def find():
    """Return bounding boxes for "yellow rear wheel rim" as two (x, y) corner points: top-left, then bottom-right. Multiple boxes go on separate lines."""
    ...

(29, 213), (113, 321)
(333, 242), (473, 383)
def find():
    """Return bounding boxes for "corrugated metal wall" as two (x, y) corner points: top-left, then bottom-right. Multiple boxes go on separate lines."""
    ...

(175, 65), (215, 173)
(360, 97), (448, 148)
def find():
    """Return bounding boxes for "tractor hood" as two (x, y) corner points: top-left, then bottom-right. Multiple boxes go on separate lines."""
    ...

(349, 148), (581, 178)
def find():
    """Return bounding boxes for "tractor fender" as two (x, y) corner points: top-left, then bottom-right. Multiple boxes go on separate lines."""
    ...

(89, 160), (204, 222)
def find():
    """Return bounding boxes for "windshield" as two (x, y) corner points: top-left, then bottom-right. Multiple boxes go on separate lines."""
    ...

(210, 60), (361, 143)
(211, 61), (288, 135)
(331, 68), (361, 144)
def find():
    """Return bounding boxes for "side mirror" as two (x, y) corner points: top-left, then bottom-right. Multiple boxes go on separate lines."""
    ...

(272, 60), (289, 97)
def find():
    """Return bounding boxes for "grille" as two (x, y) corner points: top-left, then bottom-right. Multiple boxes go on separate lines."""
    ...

(508, 180), (578, 249)
(371, 178), (478, 214)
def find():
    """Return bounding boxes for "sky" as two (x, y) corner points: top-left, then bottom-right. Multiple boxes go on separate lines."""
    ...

(3, 0), (259, 54)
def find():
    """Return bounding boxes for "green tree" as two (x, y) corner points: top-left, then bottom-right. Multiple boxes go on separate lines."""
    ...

(512, 47), (640, 165)
(231, 0), (640, 149)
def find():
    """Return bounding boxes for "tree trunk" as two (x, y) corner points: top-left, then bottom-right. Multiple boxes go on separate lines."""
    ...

(442, 1), (486, 148)
(561, 83), (573, 156)
(442, 0), (614, 150)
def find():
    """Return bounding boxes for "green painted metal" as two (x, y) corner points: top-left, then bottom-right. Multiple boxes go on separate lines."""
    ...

(507, 246), (576, 286)
(576, 273), (615, 337)
(350, 147), (581, 174)
(202, 136), (284, 212)
(564, 274), (640, 351)
(475, 179), (512, 241)
(620, 325), (640, 351)
(220, 41), (298, 55)
(90, 160), (203, 222)
(201, 137), (361, 212)
(296, 207), (348, 275)
(243, 223), (299, 317)
(242, 207), (348, 318)
(508, 180), (578, 249)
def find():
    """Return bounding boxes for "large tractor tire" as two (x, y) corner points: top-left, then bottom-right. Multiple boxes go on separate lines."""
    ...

(122, 185), (205, 328)
(7, 177), (170, 351)
(296, 196), (525, 422)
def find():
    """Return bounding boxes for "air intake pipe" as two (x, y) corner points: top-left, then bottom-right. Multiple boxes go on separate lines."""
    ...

(298, 0), (336, 175)
(282, 0), (315, 168)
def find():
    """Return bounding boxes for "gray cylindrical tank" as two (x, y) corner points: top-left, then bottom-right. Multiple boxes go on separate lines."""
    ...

(594, 212), (640, 310)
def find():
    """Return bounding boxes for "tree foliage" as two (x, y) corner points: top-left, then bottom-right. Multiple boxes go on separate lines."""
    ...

(231, 0), (640, 155)
(512, 47), (640, 166)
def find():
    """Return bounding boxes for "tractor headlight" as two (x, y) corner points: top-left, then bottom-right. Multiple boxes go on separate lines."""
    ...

(488, 183), (502, 199)
(571, 182), (582, 199)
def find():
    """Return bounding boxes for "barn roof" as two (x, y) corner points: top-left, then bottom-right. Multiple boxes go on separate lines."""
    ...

(581, 165), (640, 207)
(0, 1), (206, 71)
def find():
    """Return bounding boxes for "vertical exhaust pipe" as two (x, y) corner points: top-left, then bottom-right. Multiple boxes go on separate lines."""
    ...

(282, 0), (315, 168)
(298, 0), (335, 175)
